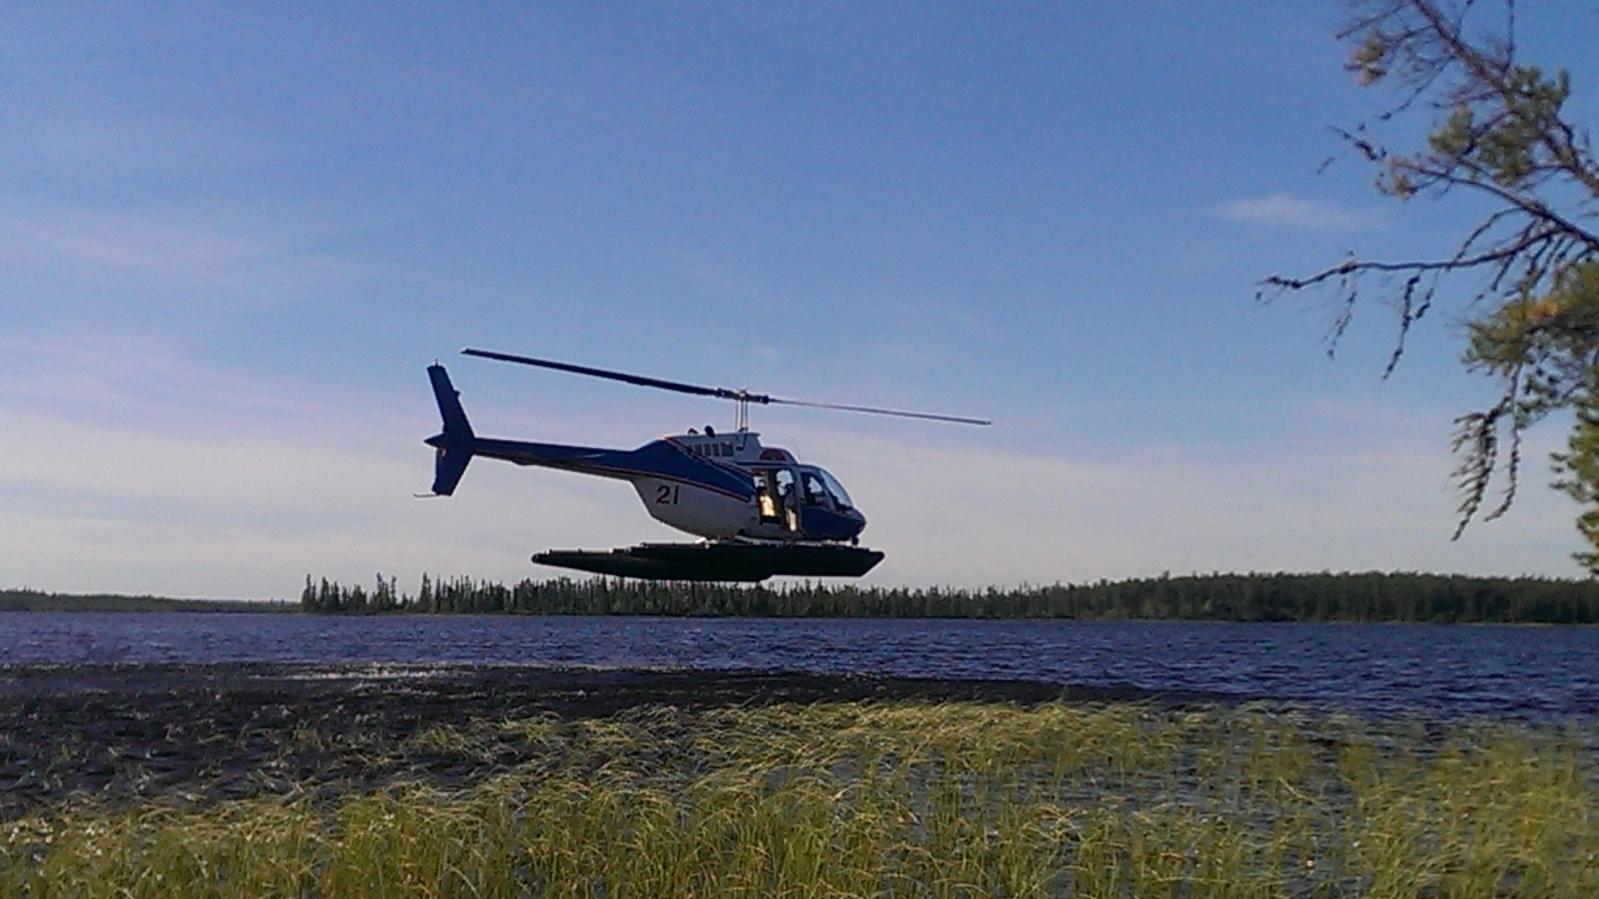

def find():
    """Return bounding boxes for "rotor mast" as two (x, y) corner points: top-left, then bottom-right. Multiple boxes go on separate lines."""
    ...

(734, 390), (751, 431)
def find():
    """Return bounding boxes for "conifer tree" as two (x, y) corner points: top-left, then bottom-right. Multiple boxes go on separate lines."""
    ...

(1268, 0), (1599, 562)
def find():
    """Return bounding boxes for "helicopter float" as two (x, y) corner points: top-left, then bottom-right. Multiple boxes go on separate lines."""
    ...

(423, 348), (989, 582)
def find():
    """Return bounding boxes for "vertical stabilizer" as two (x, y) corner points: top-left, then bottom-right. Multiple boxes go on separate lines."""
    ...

(425, 364), (475, 495)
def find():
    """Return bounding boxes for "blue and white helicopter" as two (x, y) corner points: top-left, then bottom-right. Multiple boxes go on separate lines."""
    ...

(424, 348), (989, 582)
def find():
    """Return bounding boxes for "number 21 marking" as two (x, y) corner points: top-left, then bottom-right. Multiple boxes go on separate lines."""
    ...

(655, 484), (681, 504)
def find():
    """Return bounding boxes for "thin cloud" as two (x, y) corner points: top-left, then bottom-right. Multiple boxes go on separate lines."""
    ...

(0, 403), (646, 598)
(1213, 193), (1387, 232)
(0, 336), (1578, 595)
(0, 208), (275, 281)
(0, 394), (1578, 597)
(0, 202), (378, 314)
(17, 113), (278, 180)
(790, 419), (1574, 587)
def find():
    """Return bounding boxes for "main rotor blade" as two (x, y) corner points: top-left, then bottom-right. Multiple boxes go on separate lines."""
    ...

(463, 346), (989, 425)
(462, 348), (767, 403)
(768, 396), (991, 426)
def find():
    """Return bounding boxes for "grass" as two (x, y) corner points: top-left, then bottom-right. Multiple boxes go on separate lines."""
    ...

(3, 700), (1596, 897)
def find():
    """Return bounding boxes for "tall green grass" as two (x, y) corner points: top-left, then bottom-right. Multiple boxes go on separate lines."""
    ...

(4, 702), (1596, 897)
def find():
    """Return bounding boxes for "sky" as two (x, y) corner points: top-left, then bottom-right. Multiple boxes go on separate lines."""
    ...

(4, 2), (1598, 598)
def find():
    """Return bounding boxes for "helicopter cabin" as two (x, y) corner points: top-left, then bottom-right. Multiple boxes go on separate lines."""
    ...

(663, 431), (862, 542)
(748, 460), (856, 532)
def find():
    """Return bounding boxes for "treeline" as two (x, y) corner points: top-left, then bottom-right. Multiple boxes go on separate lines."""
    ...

(299, 571), (1599, 623)
(0, 588), (289, 613)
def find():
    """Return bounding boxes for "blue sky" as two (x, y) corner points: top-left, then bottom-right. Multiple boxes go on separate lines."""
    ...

(4, 2), (1597, 597)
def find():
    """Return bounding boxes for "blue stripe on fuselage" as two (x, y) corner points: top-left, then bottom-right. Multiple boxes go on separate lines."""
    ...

(472, 437), (755, 501)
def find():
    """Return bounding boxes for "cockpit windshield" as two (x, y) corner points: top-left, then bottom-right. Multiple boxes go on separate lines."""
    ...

(816, 468), (854, 510)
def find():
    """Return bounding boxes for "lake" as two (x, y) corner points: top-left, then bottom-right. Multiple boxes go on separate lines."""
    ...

(3, 612), (1596, 719)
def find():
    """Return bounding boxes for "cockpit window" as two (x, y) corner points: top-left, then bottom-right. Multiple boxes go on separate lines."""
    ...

(817, 468), (853, 510)
(773, 469), (798, 530)
(802, 472), (828, 507)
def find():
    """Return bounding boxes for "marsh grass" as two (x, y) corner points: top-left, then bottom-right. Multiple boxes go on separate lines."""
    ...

(3, 701), (1596, 897)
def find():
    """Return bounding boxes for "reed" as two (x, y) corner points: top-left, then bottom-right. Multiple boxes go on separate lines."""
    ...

(4, 701), (1596, 897)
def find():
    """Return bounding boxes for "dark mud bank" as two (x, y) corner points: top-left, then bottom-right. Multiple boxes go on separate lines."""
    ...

(0, 663), (1224, 817)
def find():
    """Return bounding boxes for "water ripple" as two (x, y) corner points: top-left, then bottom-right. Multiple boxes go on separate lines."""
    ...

(2, 613), (1597, 719)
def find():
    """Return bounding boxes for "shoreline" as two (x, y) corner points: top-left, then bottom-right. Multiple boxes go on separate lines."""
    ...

(0, 662), (1226, 818)
(9, 606), (1599, 626)
(1, 660), (1212, 701)
(7, 663), (1596, 894)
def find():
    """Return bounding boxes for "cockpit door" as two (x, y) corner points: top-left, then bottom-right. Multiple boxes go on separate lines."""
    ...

(753, 466), (800, 531)
(799, 468), (836, 512)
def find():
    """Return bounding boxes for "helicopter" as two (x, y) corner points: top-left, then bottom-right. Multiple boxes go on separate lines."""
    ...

(423, 348), (989, 582)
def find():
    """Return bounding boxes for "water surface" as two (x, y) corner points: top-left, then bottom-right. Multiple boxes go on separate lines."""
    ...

(3, 612), (1595, 719)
